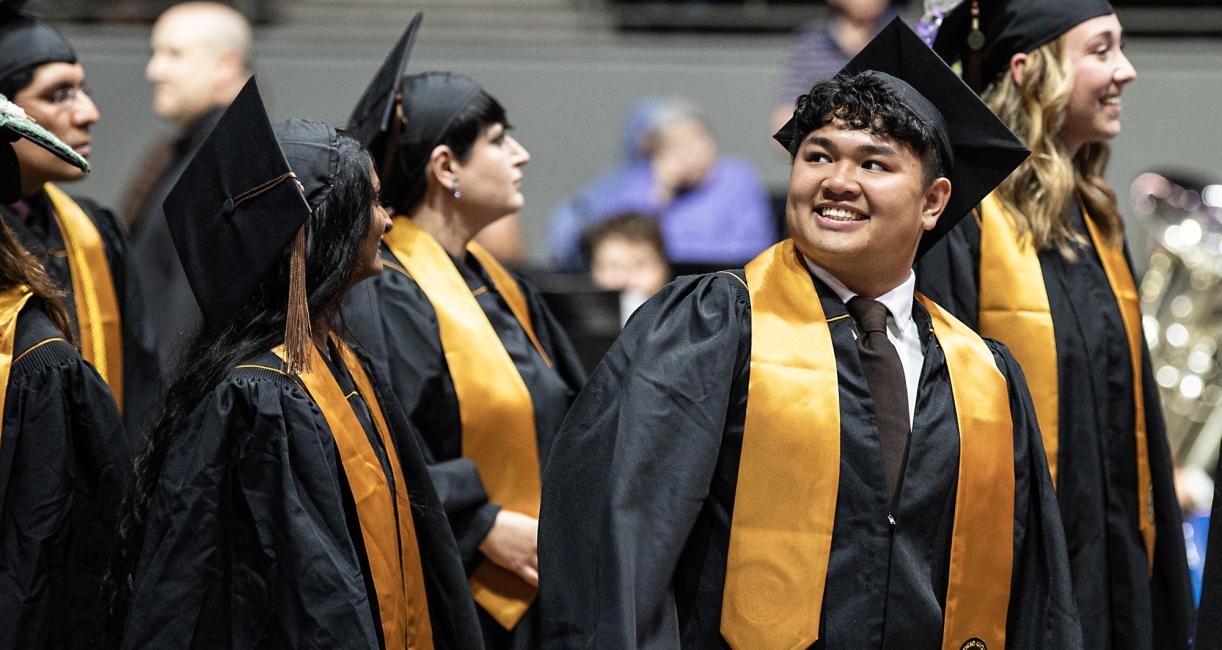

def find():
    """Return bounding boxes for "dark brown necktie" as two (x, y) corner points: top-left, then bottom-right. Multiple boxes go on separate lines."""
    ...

(846, 296), (910, 502)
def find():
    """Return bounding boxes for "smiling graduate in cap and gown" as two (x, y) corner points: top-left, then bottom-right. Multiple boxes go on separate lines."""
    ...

(917, 3), (1193, 647)
(117, 78), (482, 649)
(539, 18), (1081, 649)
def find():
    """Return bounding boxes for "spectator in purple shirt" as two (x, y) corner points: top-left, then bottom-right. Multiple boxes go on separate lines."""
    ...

(548, 97), (775, 270)
(771, 0), (898, 135)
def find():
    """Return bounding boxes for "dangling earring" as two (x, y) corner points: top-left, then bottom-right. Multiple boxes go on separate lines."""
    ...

(450, 179), (461, 199)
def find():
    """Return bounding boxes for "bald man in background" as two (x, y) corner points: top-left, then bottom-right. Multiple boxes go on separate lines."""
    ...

(121, 1), (251, 376)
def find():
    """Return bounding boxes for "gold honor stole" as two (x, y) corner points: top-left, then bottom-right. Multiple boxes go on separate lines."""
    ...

(721, 241), (1015, 650)
(382, 216), (549, 629)
(978, 193), (1155, 573)
(42, 183), (124, 413)
(262, 339), (434, 649)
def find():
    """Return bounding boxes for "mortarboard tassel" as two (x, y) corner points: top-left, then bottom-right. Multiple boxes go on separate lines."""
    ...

(964, 0), (985, 92)
(226, 168), (313, 375)
(379, 96), (404, 182)
(283, 222), (312, 375)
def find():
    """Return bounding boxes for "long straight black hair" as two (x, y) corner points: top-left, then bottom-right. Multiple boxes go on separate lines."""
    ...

(103, 134), (376, 642)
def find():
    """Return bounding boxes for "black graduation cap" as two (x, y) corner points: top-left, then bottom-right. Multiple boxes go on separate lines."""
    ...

(0, 92), (88, 202)
(348, 11), (422, 173)
(369, 70), (487, 209)
(165, 77), (340, 371)
(398, 70), (484, 155)
(0, 0), (76, 84)
(774, 17), (1029, 258)
(933, 0), (1113, 91)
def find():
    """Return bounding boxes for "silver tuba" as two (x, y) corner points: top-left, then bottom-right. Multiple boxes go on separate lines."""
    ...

(1132, 170), (1222, 477)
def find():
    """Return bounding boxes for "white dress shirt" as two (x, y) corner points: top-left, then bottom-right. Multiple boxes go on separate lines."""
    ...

(802, 257), (925, 426)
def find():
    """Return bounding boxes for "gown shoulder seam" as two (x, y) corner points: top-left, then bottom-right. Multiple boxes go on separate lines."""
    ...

(10, 336), (79, 375)
(229, 363), (309, 393)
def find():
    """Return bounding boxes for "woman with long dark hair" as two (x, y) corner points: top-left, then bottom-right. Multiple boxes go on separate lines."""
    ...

(919, 1), (1193, 647)
(108, 78), (482, 649)
(0, 95), (130, 648)
(344, 29), (584, 648)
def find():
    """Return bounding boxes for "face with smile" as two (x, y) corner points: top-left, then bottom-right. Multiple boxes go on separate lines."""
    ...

(10, 61), (99, 193)
(447, 122), (530, 231)
(785, 119), (950, 297)
(351, 165), (393, 285)
(1058, 13), (1135, 153)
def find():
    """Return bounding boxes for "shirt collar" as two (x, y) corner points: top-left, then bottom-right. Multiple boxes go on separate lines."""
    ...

(801, 253), (915, 331)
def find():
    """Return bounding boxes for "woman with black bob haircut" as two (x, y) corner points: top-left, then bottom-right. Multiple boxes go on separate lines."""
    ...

(107, 78), (482, 649)
(0, 96), (131, 649)
(344, 38), (585, 649)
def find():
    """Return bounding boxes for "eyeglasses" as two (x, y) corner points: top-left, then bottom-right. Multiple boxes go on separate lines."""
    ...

(41, 83), (90, 109)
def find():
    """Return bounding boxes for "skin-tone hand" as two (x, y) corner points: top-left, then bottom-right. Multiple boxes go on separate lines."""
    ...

(479, 509), (540, 587)
(649, 118), (717, 203)
(650, 143), (688, 205)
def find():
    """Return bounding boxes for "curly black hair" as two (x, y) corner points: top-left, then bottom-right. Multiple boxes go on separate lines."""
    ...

(787, 71), (946, 184)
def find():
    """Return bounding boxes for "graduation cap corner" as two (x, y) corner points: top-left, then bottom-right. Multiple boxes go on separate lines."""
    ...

(347, 11), (423, 175)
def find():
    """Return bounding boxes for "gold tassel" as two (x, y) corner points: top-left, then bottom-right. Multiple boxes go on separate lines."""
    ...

(965, 0), (985, 93)
(379, 96), (404, 182)
(283, 223), (312, 375)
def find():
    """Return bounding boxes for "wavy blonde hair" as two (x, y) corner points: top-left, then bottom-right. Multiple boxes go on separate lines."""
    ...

(982, 37), (1124, 259)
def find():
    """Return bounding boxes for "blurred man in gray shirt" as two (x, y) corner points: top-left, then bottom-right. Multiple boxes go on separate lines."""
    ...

(121, 1), (250, 373)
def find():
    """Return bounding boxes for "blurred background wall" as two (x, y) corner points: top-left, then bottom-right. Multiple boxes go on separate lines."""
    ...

(29, 0), (1222, 268)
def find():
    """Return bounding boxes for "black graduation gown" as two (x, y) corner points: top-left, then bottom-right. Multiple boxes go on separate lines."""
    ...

(1196, 452), (1222, 649)
(0, 301), (132, 649)
(121, 345), (483, 649)
(538, 271), (1081, 648)
(916, 204), (1194, 650)
(342, 246), (586, 649)
(1, 192), (161, 435)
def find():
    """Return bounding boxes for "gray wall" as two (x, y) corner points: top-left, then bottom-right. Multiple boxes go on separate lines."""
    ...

(61, 23), (1222, 266)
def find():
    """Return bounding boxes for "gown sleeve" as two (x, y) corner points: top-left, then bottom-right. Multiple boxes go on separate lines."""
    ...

(539, 273), (749, 649)
(916, 211), (982, 330)
(343, 266), (500, 566)
(1144, 352), (1193, 648)
(122, 371), (382, 650)
(0, 334), (131, 649)
(1126, 246), (1195, 649)
(987, 339), (1084, 649)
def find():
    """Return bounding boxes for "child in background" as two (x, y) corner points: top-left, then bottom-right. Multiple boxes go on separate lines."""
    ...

(582, 212), (672, 319)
